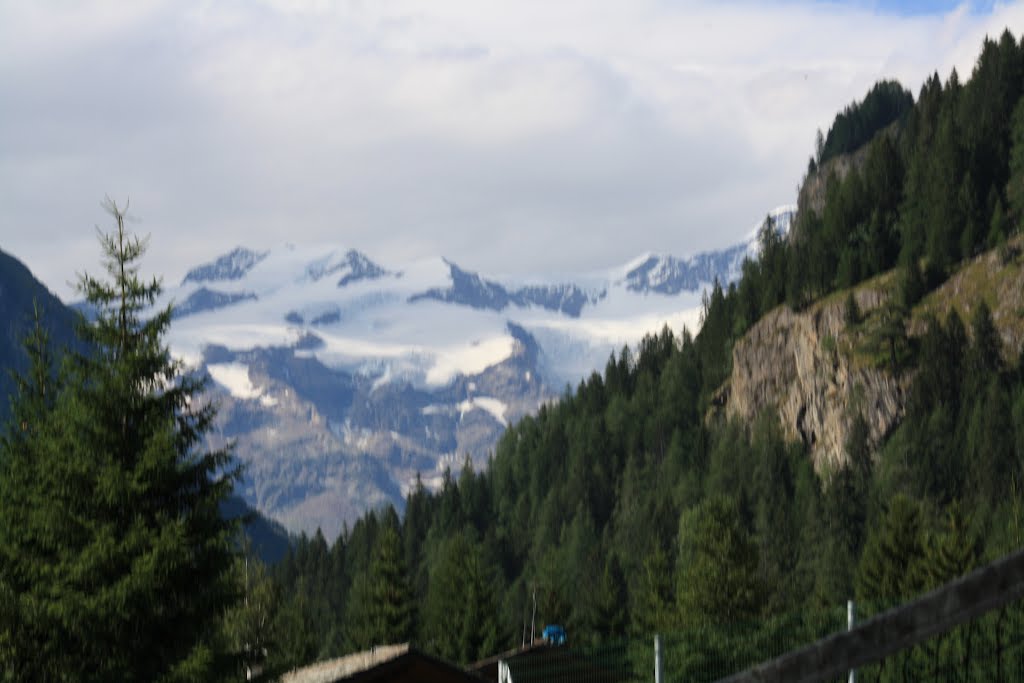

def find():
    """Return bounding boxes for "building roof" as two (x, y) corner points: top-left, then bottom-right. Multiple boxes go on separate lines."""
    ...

(470, 642), (631, 683)
(281, 644), (484, 683)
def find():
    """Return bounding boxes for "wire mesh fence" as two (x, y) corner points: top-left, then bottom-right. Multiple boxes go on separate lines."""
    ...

(658, 606), (849, 683)
(497, 600), (1024, 683)
(496, 550), (1024, 683)
(496, 606), (850, 683)
(844, 601), (1024, 683)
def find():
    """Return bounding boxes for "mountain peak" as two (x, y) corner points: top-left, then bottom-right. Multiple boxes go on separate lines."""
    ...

(623, 205), (798, 296)
(183, 247), (268, 285)
(303, 248), (392, 287)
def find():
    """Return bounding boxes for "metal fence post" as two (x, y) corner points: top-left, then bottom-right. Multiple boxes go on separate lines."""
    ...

(655, 634), (664, 683)
(848, 599), (856, 683)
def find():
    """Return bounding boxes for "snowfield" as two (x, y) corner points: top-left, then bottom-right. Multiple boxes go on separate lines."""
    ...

(159, 207), (796, 393)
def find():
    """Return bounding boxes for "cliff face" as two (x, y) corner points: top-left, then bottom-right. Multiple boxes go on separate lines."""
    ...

(717, 286), (908, 473)
(716, 234), (1024, 474)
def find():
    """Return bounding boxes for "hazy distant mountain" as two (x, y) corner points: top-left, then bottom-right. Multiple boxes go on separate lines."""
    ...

(0, 248), (81, 424)
(156, 206), (796, 539)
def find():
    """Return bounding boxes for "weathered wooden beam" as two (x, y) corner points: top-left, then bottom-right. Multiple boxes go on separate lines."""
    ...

(716, 548), (1024, 683)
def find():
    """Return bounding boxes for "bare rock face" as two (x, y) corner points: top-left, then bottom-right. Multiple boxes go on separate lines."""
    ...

(720, 290), (906, 473)
(716, 233), (1024, 474)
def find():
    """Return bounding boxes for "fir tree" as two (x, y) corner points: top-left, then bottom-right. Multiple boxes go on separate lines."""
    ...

(856, 494), (926, 609)
(675, 496), (763, 627)
(0, 199), (240, 682)
(344, 523), (413, 651)
(219, 547), (279, 679)
(1007, 97), (1024, 228)
(0, 304), (61, 679)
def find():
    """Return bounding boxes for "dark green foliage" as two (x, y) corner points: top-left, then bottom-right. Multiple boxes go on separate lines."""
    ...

(0, 201), (240, 682)
(921, 502), (981, 590)
(420, 531), (502, 663)
(843, 293), (861, 327)
(856, 494), (926, 608)
(1007, 97), (1024, 227)
(632, 546), (677, 634)
(344, 522), (414, 651)
(861, 295), (911, 374)
(676, 496), (763, 627)
(218, 549), (279, 679)
(788, 32), (1024, 304)
(818, 80), (914, 166)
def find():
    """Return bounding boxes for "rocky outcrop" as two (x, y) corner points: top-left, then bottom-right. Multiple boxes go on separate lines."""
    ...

(798, 122), (899, 218)
(718, 288), (907, 473)
(716, 232), (1024, 474)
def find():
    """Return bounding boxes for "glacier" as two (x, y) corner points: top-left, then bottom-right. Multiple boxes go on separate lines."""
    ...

(155, 205), (796, 537)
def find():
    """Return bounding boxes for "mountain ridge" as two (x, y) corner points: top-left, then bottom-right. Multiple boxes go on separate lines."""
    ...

(154, 206), (795, 536)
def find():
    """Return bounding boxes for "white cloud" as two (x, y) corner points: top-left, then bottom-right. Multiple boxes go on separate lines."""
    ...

(1, 0), (1022, 300)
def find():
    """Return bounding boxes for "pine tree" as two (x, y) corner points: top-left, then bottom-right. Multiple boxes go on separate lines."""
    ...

(420, 531), (502, 664)
(344, 523), (413, 651)
(675, 496), (763, 627)
(0, 199), (240, 682)
(219, 548), (279, 680)
(1007, 97), (1024, 228)
(922, 502), (980, 590)
(0, 305), (61, 679)
(631, 545), (676, 634)
(856, 494), (926, 609)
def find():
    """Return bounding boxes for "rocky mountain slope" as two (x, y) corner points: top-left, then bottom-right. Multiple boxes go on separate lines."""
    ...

(715, 234), (1024, 474)
(716, 283), (907, 472)
(157, 206), (795, 538)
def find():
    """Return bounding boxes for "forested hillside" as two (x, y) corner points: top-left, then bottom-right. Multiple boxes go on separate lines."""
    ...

(0, 248), (80, 424)
(159, 30), (1024, 678)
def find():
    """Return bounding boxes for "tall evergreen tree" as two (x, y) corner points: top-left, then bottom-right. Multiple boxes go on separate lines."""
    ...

(856, 494), (926, 609)
(419, 531), (501, 664)
(344, 524), (413, 651)
(0, 199), (240, 682)
(675, 496), (763, 627)
(1006, 96), (1024, 227)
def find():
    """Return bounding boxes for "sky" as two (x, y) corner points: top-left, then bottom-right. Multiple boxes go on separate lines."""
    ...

(2, 0), (1023, 301)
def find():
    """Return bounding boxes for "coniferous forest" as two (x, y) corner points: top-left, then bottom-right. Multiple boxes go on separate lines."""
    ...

(4, 29), (1024, 683)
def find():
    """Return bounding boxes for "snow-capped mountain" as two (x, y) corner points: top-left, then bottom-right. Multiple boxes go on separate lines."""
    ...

(407, 260), (603, 317)
(183, 246), (269, 283)
(624, 204), (796, 294)
(162, 205), (795, 538)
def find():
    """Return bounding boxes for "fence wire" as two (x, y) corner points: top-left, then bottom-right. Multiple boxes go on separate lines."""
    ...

(498, 605), (849, 683)
(496, 599), (1024, 683)
(844, 601), (1024, 683)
